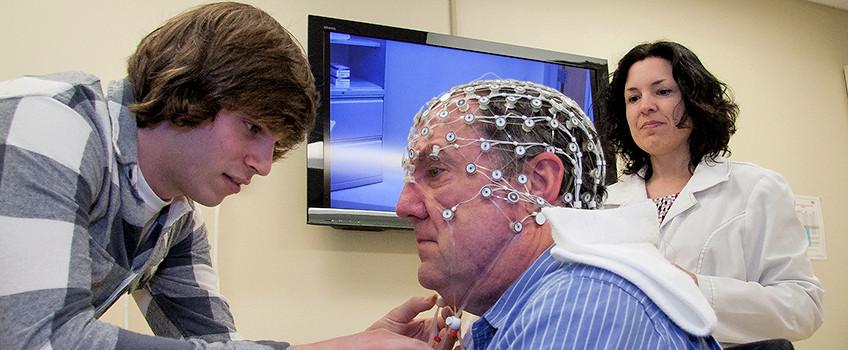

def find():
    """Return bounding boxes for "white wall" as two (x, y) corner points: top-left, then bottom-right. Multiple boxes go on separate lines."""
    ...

(1, 0), (845, 348)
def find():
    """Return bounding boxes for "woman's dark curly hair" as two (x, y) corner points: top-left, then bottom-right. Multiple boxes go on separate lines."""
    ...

(601, 41), (738, 180)
(127, 2), (318, 161)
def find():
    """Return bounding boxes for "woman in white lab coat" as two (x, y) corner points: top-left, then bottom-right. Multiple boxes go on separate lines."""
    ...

(600, 41), (823, 345)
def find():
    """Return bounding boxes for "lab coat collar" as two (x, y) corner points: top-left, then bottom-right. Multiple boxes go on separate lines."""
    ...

(683, 157), (731, 194)
(604, 172), (648, 206)
(605, 157), (731, 206)
(660, 157), (730, 227)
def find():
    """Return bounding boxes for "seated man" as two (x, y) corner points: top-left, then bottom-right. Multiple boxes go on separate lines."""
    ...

(396, 79), (721, 349)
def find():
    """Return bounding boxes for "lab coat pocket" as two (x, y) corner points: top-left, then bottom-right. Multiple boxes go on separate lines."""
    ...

(697, 213), (747, 279)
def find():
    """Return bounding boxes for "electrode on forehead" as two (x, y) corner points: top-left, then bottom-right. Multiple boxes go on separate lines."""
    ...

(429, 145), (441, 160)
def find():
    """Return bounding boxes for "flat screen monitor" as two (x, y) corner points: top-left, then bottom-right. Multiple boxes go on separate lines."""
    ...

(306, 15), (613, 230)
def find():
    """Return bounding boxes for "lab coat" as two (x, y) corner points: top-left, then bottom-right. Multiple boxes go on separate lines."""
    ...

(604, 157), (824, 344)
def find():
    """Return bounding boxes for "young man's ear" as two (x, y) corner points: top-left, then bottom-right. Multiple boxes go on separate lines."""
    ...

(525, 152), (564, 203)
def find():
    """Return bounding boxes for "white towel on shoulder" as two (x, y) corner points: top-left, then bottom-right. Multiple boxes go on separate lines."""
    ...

(541, 201), (716, 336)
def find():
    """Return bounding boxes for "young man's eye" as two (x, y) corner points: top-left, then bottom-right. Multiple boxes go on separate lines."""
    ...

(243, 120), (261, 134)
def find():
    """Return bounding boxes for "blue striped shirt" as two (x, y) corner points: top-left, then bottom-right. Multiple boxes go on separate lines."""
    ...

(470, 248), (722, 349)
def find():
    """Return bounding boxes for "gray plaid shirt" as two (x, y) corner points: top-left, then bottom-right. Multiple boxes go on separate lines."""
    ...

(0, 72), (288, 350)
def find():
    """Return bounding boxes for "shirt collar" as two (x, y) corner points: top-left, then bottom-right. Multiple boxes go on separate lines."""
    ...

(106, 77), (192, 226)
(134, 164), (171, 216)
(106, 77), (139, 165)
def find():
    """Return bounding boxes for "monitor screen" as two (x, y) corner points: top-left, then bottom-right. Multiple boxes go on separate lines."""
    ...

(306, 15), (612, 230)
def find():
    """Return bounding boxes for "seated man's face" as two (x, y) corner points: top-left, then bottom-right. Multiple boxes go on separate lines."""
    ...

(396, 100), (526, 307)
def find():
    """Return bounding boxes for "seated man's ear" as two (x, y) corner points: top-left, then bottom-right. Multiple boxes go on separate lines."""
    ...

(525, 152), (564, 203)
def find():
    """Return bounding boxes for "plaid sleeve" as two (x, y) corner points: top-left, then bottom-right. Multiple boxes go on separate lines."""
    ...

(132, 209), (247, 340)
(0, 75), (123, 349)
(131, 199), (290, 349)
(0, 75), (289, 350)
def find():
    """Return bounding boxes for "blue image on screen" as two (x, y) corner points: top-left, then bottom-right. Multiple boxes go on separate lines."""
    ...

(328, 33), (595, 212)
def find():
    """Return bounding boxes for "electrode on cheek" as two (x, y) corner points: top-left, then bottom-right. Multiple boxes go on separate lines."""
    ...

(442, 208), (455, 221)
(512, 221), (523, 233)
(480, 186), (493, 198)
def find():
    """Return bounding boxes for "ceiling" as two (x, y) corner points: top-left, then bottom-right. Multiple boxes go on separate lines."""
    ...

(807, 0), (848, 10)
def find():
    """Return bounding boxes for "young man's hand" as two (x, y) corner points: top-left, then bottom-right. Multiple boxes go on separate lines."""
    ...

(291, 328), (431, 350)
(292, 295), (438, 350)
(367, 295), (438, 342)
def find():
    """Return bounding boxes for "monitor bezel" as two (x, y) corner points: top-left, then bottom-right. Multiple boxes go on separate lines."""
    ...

(306, 15), (613, 231)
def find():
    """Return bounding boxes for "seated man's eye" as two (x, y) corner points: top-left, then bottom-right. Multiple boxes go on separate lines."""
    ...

(427, 167), (445, 178)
